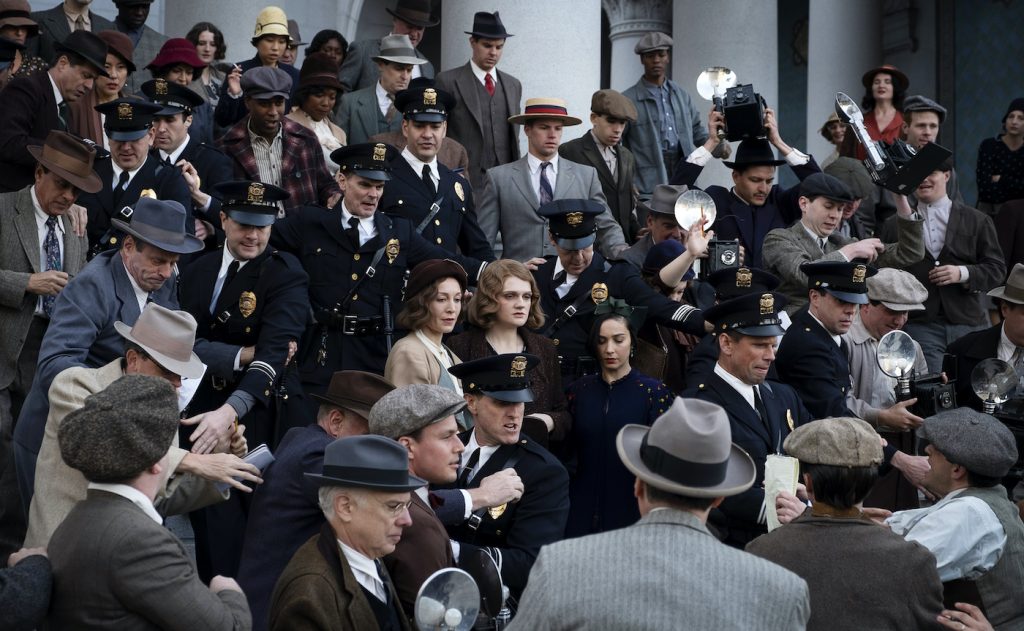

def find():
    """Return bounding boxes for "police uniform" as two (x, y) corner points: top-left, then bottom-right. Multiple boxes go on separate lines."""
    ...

(378, 84), (495, 262)
(177, 180), (310, 582)
(775, 261), (877, 420)
(442, 354), (569, 604)
(269, 143), (487, 396)
(683, 291), (811, 547)
(77, 98), (194, 256)
(531, 199), (706, 382)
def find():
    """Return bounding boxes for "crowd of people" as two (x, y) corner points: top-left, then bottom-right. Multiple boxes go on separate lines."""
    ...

(1, 0), (1024, 629)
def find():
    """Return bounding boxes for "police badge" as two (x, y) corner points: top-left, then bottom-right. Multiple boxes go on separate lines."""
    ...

(566, 212), (584, 226)
(239, 291), (257, 318)
(385, 238), (400, 264)
(139, 189), (157, 199)
(510, 355), (528, 378)
(488, 503), (507, 519)
(423, 88), (437, 106)
(759, 293), (774, 315)
(247, 182), (265, 204)
(154, 79), (168, 95)
(372, 144), (387, 162)
(736, 267), (752, 288)
(591, 282), (609, 304)
(454, 181), (465, 201)
(117, 102), (133, 120)
(852, 265), (867, 284)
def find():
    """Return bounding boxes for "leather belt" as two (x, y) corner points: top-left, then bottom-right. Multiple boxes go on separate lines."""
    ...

(316, 311), (385, 336)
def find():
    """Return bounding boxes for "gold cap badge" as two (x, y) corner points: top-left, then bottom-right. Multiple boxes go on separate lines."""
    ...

(423, 88), (437, 106)
(852, 264), (867, 283)
(372, 144), (387, 162)
(154, 79), (168, 96)
(736, 267), (752, 288)
(566, 212), (584, 226)
(510, 355), (527, 378)
(759, 293), (774, 315)
(247, 182), (265, 204)
(117, 103), (133, 120)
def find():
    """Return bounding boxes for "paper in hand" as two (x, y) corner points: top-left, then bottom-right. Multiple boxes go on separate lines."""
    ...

(763, 454), (800, 531)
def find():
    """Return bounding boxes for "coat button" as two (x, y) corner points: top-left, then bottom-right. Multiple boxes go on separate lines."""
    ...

(436, 237), (442, 244)
(351, 273), (358, 280)
(553, 339), (559, 346)
(316, 247), (322, 253)
(434, 219), (441, 226)
(398, 199), (404, 205)
(496, 530), (503, 536)
(353, 253), (360, 261)
(265, 390), (271, 396)
(245, 326), (251, 333)
(353, 294), (358, 301)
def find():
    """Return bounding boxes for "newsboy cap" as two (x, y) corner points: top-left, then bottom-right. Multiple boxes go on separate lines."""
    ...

(59, 375), (179, 483)
(919, 408), (1018, 478)
(369, 384), (467, 439)
(241, 66), (292, 100)
(635, 31), (672, 54)
(784, 417), (883, 467)
(903, 95), (947, 124)
(866, 268), (928, 311)
(591, 89), (638, 122)
(799, 172), (856, 204)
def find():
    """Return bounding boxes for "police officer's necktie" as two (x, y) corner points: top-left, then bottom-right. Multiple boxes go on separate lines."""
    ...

(345, 216), (360, 249)
(42, 216), (61, 317)
(459, 448), (480, 486)
(539, 161), (554, 205)
(752, 385), (770, 434)
(421, 164), (436, 197)
(210, 260), (239, 313)
(112, 170), (130, 211)
(484, 72), (495, 97)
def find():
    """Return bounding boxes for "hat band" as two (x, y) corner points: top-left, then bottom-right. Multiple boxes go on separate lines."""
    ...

(40, 145), (92, 179)
(523, 105), (569, 116)
(379, 47), (417, 58)
(1003, 283), (1024, 303)
(466, 381), (531, 393)
(396, 9), (431, 22)
(321, 464), (412, 486)
(0, 9), (31, 19)
(640, 433), (728, 486)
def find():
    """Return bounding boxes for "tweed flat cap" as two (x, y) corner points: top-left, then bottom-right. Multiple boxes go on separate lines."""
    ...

(368, 384), (467, 439)
(241, 66), (292, 100)
(866, 268), (928, 311)
(784, 417), (883, 467)
(635, 31), (672, 54)
(59, 375), (179, 483)
(919, 408), (1018, 478)
(825, 157), (874, 201)
(903, 95), (947, 123)
(591, 89), (638, 122)
(799, 172), (856, 203)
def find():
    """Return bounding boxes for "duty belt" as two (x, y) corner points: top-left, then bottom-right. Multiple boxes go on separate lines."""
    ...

(315, 310), (384, 336)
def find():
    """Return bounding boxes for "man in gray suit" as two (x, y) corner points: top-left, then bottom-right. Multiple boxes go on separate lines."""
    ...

(435, 11), (522, 194)
(112, 0), (168, 95)
(45, 375), (252, 629)
(338, 0), (435, 93)
(336, 34), (425, 146)
(477, 97), (627, 263)
(508, 397), (810, 630)
(29, 0), (115, 64)
(0, 130), (96, 558)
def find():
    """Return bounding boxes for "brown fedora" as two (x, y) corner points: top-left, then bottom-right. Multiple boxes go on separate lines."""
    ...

(0, 0), (37, 34)
(96, 29), (136, 73)
(113, 303), (205, 378)
(26, 131), (103, 193)
(988, 263), (1024, 305)
(310, 371), (396, 418)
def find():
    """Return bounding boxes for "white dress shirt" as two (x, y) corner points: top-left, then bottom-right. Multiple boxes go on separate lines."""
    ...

(30, 186), (66, 315)
(551, 258), (578, 299)
(713, 363), (758, 411)
(469, 60), (495, 86)
(159, 134), (191, 165)
(338, 540), (386, 602)
(527, 153), (559, 197)
(401, 147), (439, 190)
(459, 432), (498, 483)
(87, 482), (163, 524)
(121, 260), (150, 312)
(340, 206), (377, 246)
(111, 156), (147, 193)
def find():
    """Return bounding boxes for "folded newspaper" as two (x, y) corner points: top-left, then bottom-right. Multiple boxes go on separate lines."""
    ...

(762, 454), (800, 531)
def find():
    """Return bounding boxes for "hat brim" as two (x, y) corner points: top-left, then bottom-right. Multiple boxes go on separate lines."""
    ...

(406, 112), (447, 123)
(464, 30), (513, 38)
(348, 168), (392, 182)
(251, 27), (291, 44)
(26, 144), (102, 194)
(733, 323), (786, 337)
(616, 424), (756, 498)
(245, 90), (291, 101)
(54, 43), (110, 78)
(987, 287), (1024, 305)
(722, 159), (787, 169)
(223, 208), (276, 227)
(304, 471), (427, 491)
(113, 320), (205, 378)
(152, 104), (188, 116)
(480, 388), (535, 403)
(107, 128), (151, 142)
(824, 288), (869, 304)
(554, 234), (596, 251)
(878, 300), (925, 311)
(308, 392), (375, 419)
(861, 67), (909, 93)
(373, 54), (427, 66)
(298, 76), (344, 92)
(507, 113), (583, 126)
(111, 219), (206, 254)
(387, 8), (439, 27)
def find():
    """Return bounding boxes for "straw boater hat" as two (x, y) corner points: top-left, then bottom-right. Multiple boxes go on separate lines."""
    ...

(507, 97), (582, 126)
(26, 130), (103, 193)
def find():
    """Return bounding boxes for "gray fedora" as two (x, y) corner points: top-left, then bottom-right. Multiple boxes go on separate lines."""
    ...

(372, 34), (426, 66)
(617, 397), (755, 498)
(306, 435), (426, 491)
(114, 304), (204, 378)
(638, 183), (688, 219)
(112, 197), (204, 254)
(988, 263), (1024, 305)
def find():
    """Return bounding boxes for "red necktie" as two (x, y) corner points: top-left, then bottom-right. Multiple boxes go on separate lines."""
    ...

(484, 73), (495, 97)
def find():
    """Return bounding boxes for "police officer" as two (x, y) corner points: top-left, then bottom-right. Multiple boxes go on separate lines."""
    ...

(684, 291), (811, 547)
(76, 98), (194, 256)
(444, 353), (569, 607)
(378, 82), (495, 261)
(178, 179), (310, 581)
(270, 142), (487, 400)
(532, 199), (708, 383)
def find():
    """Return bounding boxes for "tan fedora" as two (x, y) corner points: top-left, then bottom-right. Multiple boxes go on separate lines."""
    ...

(988, 263), (1024, 305)
(113, 304), (205, 379)
(507, 97), (582, 126)
(26, 131), (103, 194)
(251, 6), (290, 44)
(617, 397), (755, 498)
(310, 371), (396, 418)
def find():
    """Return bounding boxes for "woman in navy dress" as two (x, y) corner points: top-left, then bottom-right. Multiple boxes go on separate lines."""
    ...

(564, 301), (675, 537)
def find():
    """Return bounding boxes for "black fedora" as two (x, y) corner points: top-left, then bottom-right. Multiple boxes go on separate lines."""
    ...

(306, 435), (427, 491)
(54, 30), (110, 77)
(722, 138), (786, 169)
(465, 11), (513, 39)
(387, 0), (438, 28)
(112, 198), (204, 254)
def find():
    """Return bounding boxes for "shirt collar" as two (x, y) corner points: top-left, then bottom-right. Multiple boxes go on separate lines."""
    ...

(30, 186), (66, 234)
(808, 311), (842, 346)
(247, 119), (282, 145)
(159, 134), (191, 164)
(591, 130), (617, 152)
(48, 71), (63, 106)
(469, 60), (494, 83)
(923, 195), (952, 214)
(121, 257), (150, 308)
(219, 242), (249, 274)
(112, 155), (148, 185)
(463, 430), (500, 468)
(375, 80), (392, 103)
(999, 324), (1018, 360)
(63, 2), (88, 21)
(527, 152), (558, 174)
(87, 482), (163, 524)
(338, 539), (382, 583)
(845, 314), (874, 345)
(401, 146), (437, 173)
(642, 77), (669, 92)
(713, 362), (757, 408)
(802, 221), (830, 244)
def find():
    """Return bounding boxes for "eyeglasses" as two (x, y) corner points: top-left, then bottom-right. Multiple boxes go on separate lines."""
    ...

(380, 498), (414, 517)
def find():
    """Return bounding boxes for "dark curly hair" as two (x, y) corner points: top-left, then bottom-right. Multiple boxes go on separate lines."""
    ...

(185, 22), (227, 61)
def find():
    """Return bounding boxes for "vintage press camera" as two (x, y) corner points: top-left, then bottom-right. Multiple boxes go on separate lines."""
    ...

(696, 67), (767, 142)
(877, 331), (956, 418)
(969, 358), (1024, 484)
(673, 189), (739, 279)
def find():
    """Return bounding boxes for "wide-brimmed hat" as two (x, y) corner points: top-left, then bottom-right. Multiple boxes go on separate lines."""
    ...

(113, 303), (204, 378)
(0, 0), (37, 34)
(617, 397), (756, 498)
(310, 371), (396, 418)
(296, 52), (343, 92)
(722, 138), (785, 169)
(507, 97), (582, 126)
(96, 30), (136, 73)
(465, 11), (512, 39)
(861, 64), (909, 94)
(251, 6), (290, 45)
(372, 34), (426, 66)
(387, 0), (438, 28)
(306, 434), (427, 491)
(112, 197), (204, 254)
(26, 130), (102, 193)
(55, 30), (110, 77)
(146, 37), (205, 72)
(988, 263), (1024, 305)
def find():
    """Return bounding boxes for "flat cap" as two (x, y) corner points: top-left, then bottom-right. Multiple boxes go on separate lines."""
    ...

(241, 66), (292, 100)
(784, 417), (883, 467)
(919, 408), (1018, 478)
(799, 172), (856, 203)
(591, 89), (638, 122)
(368, 384), (467, 439)
(635, 31), (672, 54)
(824, 157), (874, 201)
(903, 95), (947, 124)
(59, 375), (179, 483)
(866, 268), (928, 311)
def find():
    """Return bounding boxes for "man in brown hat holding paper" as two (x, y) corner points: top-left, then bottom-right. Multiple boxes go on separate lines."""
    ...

(0, 130), (96, 556)
(509, 397), (809, 629)
(339, 0), (436, 93)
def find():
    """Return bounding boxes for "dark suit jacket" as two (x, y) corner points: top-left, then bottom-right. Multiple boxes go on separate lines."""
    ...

(337, 37), (434, 93)
(560, 132), (639, 241)
(775, 307), (855, 420)
(118, 21), (169, 96)
(28, 4), (115, 64)
(996, 200), (1024, 273)
(383, 492), (454, 617)
(174, 135), (234, 231)
(0, 554), (50, 630)
(46, 489), (251, 629)
(947, 323), (1002, 411)
(0, 71), (63, 192)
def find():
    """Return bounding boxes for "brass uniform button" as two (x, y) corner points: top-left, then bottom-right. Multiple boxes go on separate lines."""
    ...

(352, 294), (358, 301)
(436, 237), (442, 244)
(245, 326), (251, 333)
(351, 273), (358, 281)
(434, 219), (441, 226)
(353, 253), (360, 261)
(316, 247), (322, 253)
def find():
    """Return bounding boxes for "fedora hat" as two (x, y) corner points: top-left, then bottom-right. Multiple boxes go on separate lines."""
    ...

(722, 138), (786, 169)
(988, 263), (1024, 305)
(638, 183), (688, 219)
(297, 52), (343, 92)
(96, 30), (135, 73)
(0, 0), (37, 34)
(861, 64), (909, 94)
(112, 197), (204, 254)
(251, 6), (290, 44)
(55, 30), (110, 77)
(306, 434), (427, 491)
(27, 130), (102, 193)
(387, 0), (438, 28)
(146, 37), (205, 72)
(372, 34), (426, 66)
(114, 304), (204, 378)
(287, 19), (304, 47)
(617, 397), (756, 498)
(507, 97), (582, 126)
(465, 11), (512, 39)
(310, 370), (396, 418)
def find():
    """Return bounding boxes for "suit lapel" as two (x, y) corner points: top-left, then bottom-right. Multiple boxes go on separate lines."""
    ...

(510, 158), (539, 208)
(95, 159), (115, 214)
(13, 189), (41, 273)
(59, 214), (80, 275)
(112, 253), (142, 323)
(733, 202), (755, 254)
(357, 90), (378, 139)
(455, 64), (484, 132)
(580, 134), (616, 190)
(792, 223), (821, 257)
(942, 202), (962, 254)
(553, 159), (576, 197)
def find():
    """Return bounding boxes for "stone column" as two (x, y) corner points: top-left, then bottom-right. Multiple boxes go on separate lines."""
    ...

(440, 0), (603, 145)
(805, 0), (882, 161)
(603, 0), (672, 92)
(673, 0), (779, 190)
